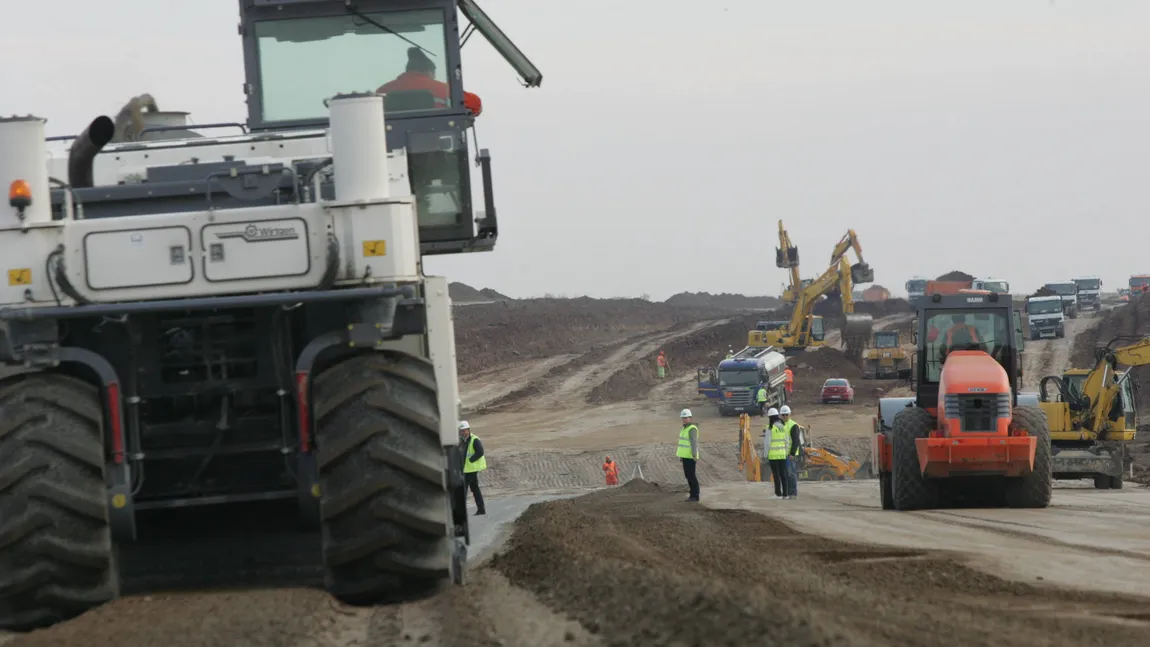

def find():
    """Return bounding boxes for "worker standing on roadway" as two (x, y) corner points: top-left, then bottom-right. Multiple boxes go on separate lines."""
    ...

(756, 384), (769, 415)
(784, 365), (795, 398)
(377, 47), (483, 115)
(603, 456), (619, 486)
(458, 421), (487, 515)
(656, 350), (668, 379)
(676, 409), (701, 502)
(779, 405), (802, 499)
(764, 407), (790, 499)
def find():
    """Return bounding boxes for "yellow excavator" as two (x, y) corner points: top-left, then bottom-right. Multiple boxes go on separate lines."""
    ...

(750, 255), (874, 353)
(1037, 336), (1147, 489)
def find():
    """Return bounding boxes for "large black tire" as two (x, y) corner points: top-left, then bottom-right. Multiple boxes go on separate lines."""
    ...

(891, 406), (939, 510)
(0, 374), (117, 631)
(1003, 405), (1053, 508)
(313, 352), (453, 604)
(879, 471), (894, 510)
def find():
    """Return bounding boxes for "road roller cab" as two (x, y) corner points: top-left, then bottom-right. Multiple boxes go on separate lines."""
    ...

(871, 292), (1052, 511)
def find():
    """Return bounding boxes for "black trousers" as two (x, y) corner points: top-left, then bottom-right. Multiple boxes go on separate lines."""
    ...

(768, 459), (789, 497)
(464, 472), (485, 512)
(681, 458), (699, 499)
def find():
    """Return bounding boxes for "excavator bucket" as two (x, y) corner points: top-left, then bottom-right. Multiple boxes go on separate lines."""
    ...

(851, 262), (875, 284)
(842, 313), (874, 338)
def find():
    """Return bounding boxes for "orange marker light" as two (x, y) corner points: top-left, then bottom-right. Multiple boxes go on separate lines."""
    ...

(8, 180), (31, 209)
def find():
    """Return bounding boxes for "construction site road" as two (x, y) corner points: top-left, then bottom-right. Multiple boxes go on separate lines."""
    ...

(1021, 314), (1103, 391)
(706, 480), (1150, 599)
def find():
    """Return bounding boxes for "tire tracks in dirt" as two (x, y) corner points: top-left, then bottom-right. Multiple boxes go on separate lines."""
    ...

(468, 319), (728, 412)
(1022, 317), (1102, 391)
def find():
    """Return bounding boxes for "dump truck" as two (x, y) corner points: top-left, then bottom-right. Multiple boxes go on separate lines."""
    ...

(1044, 282), (1079, 319)
(0, 0), (542, 631)
(1037, 337), (1147, 489)
(861, 330), (911, 380)
(1071, 276), (1103, 312)
(1025, 295), (1065, 340)
(871, 292), (1052, 510)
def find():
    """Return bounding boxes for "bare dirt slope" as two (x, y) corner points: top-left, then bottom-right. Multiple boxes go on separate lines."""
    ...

(1021, 315), (1103, 391)
(21, 480), (1150, 647)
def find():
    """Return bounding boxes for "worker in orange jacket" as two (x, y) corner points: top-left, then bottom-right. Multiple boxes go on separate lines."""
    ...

(377, 47), (483, 115)
(656, 350), (668, 379)
(784, 366), (795, 397)
(602, 456), (619, 486)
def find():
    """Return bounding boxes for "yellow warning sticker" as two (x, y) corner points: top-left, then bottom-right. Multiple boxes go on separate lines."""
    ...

(362, 240), (387, 257)
(7, 269), (31, 286)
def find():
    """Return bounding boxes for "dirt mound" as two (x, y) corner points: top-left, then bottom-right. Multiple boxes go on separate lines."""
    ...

(586, 314), (765, 404)
(936, 270), (975, 282)
(449, 281), (488, 303)
(1031, 286), (1058, 298)
(664, 292), (781, 310)
(479, 287), (511, 300)
(491, 485), (1150, 647)
(453, 299), (719, 376)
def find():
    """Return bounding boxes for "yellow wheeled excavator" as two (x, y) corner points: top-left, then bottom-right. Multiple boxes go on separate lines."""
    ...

(1037, 336), (1148, 489)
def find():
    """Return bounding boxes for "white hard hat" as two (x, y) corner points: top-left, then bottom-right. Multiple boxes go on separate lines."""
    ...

(766, 407), (779, 417)
(458, 420), (470, 431)
(680, 408), (693, 418)
(779, 405), (792, 415)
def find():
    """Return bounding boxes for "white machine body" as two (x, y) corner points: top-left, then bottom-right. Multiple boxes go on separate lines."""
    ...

(0, 93), (458, 445)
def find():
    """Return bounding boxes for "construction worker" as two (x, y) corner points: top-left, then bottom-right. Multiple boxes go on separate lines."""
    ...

(602, 456), (619, 486)
(779, 405), (802, 499)
(756, 384), (769, 416)
(784, 365), (795, 398)
(656, 350), (668, 379)
(458, 420), (487, 515)
(944, 314), (980, 347)
(377, 47), (483, 115)
(764, 407), (789, 499)
(676, 408), (700, 502)
(725, 347), (734, 359)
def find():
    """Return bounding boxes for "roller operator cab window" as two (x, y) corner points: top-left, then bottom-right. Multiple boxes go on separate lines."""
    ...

(922, 310), (1010, 383)
(255, 11), (450, 122)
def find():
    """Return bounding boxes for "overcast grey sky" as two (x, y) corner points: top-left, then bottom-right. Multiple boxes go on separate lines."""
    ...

(5, 1), (1148, 300)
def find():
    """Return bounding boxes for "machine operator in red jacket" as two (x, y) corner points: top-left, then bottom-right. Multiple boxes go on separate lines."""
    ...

(376, 47), (483, 116)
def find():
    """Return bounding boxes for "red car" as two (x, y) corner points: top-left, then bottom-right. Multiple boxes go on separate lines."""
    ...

(820, 378), (854, 404)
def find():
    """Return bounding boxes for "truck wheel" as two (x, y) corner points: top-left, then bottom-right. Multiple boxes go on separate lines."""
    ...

(314, 352), (453, 604)
(1004, 406), (1053, 508)
(1093, 474), (1110, 489)
(0, 374), (117, 631)
(1110, 473), (1124, 489)
(891, 406), (938, 510)
(879, 472), (894, 510)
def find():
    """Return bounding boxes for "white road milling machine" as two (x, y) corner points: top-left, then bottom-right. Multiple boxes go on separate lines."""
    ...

(0, 0), (540, 631)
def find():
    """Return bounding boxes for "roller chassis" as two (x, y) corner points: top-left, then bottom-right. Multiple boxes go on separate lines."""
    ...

(0, 0), (542, 630)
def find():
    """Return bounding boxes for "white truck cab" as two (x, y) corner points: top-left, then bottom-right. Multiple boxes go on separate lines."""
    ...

(1025, 295), (1065, 340)
(972, 278), (1010, 294)
(1071, 275), (1103, 311)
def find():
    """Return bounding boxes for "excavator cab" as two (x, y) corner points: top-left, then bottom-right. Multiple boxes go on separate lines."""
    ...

(238, 0), (541, 254)
(871, 292), (1052, 511)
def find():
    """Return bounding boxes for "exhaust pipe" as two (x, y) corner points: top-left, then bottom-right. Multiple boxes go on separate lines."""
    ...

(67, 116), (115, 188)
